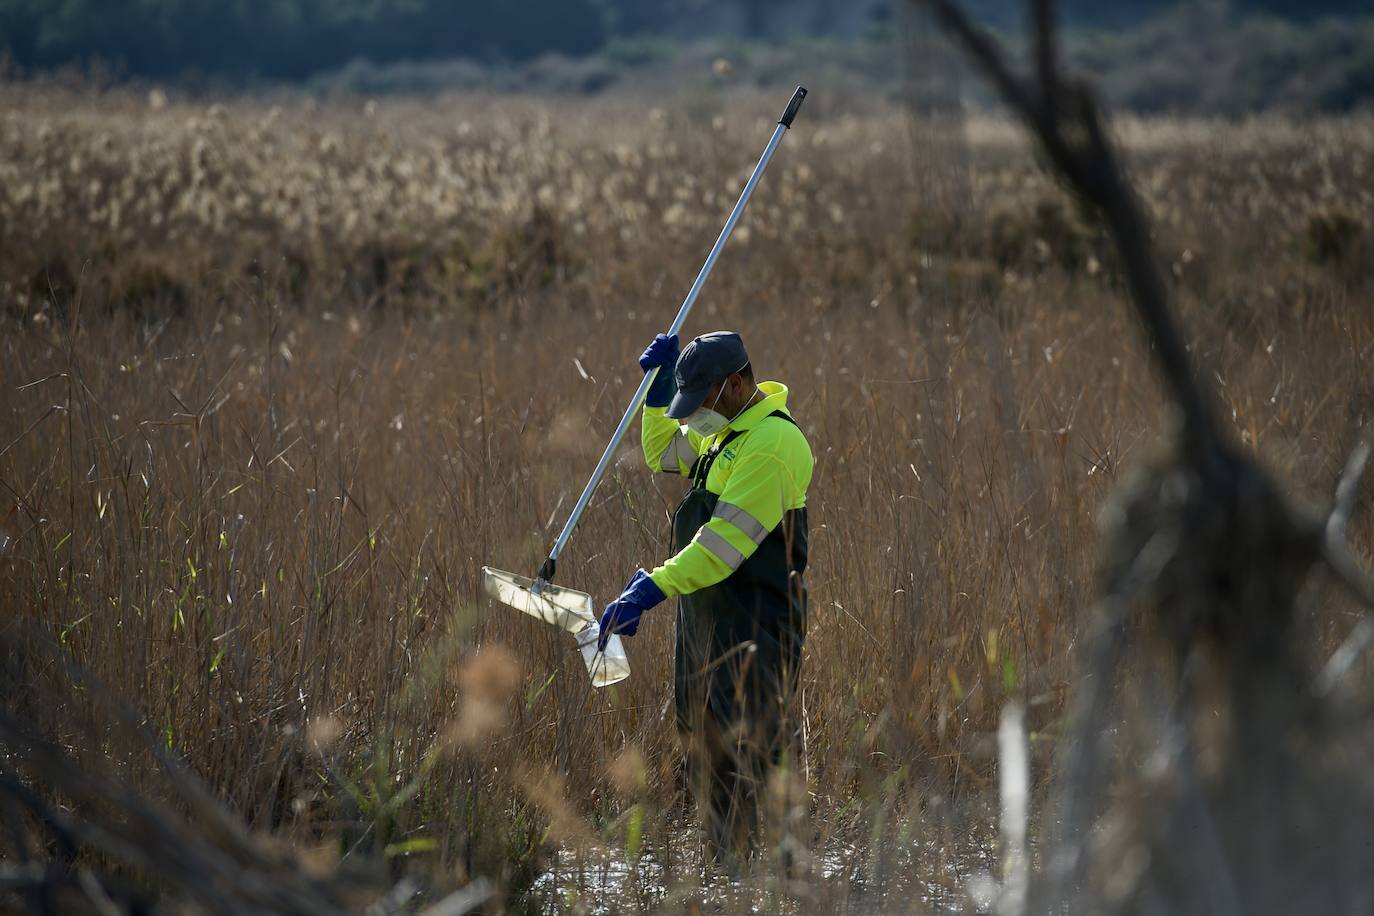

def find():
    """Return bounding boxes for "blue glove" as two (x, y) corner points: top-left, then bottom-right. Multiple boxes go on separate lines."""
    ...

(640, 334), (679, 409)
(598, 569), (667, 649)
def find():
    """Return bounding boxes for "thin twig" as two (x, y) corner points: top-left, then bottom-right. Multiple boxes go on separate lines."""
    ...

(1031, 0), (1058, 107)
(1327, 440), (1370, 544)
(1318, 614), (1374, 696)
(0, 404), (66, 461)
(915, 0), (1227, 479)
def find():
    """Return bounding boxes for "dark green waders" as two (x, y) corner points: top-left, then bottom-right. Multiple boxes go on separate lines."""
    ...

(671, 412), (809, 865)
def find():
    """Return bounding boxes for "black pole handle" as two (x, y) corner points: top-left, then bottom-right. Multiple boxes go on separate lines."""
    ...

(778, 86), (808, 128)
(537, 556), (556, 586)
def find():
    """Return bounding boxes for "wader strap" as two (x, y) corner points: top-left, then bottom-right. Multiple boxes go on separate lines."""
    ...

(687, 410), (799, 489)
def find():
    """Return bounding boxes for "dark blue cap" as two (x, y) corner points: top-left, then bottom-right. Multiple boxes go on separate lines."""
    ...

(666, 331), (750, 419)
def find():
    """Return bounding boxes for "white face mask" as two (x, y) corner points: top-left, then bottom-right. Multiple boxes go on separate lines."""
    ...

(685, 381), (752, 438)
(685, 410), (728, 437)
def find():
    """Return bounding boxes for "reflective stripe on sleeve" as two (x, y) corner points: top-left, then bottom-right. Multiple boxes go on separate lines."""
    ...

(658, 432), (695, 472)
(696, 527), (746, 570)
(712, 501), (769, 544)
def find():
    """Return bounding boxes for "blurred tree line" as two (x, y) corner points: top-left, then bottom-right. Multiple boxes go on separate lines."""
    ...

(0, 0), (1366, 82)
(0, 0), (608, 80)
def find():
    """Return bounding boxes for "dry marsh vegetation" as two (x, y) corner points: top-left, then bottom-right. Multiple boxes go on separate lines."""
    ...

(3, 83), (1374, 911)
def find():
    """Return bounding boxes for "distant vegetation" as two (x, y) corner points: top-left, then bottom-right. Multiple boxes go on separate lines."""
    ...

(1074, 9), (1374, 114)
(0, 0), (609, 81)
(0, 0), (1370, 114)
(308, 10), (1374, 117)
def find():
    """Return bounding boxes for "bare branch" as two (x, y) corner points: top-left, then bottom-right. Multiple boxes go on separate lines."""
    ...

(1317, 440), (1374, 693)
(920, 0), (1044, 123)
(1318, 613), (1374, 696)
(416, 880), (496, 916)
(0, 404), (66, 461)
(912, 0), (1228, 479)
(1036, 597), (1127, 906)
(1328, 440), (1371, 544)
(1032, 0), (1058, 106)
(1317, 534), (1374, 693)
(1327, 539), (1374, 607)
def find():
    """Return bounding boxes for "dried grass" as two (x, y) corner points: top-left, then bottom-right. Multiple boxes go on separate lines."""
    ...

(2, 83), (1373, 912)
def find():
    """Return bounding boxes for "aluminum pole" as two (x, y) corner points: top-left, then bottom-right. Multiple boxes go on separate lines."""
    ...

(535, 86), (807, 589)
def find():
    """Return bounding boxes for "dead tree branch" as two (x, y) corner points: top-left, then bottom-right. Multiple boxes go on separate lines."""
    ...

(918, 0), (1228, 480)
(911, 0), (1374, 912)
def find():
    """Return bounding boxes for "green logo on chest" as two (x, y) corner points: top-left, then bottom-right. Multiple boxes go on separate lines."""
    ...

(722, 448), (737, 462)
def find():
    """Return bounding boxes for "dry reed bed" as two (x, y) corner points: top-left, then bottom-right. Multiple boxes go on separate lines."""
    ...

(2, 87), (1373, 908)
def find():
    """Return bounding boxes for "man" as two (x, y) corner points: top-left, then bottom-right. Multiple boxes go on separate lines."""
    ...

(598, 330), (814, 864)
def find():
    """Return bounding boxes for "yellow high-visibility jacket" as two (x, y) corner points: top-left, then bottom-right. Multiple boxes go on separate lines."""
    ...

(641, 381), (813, 598)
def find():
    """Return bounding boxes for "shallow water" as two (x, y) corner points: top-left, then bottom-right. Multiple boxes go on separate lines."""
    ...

(530, 823), (998, 913)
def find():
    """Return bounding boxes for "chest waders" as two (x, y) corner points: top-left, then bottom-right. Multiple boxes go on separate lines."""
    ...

(671, 410), (809, 862)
